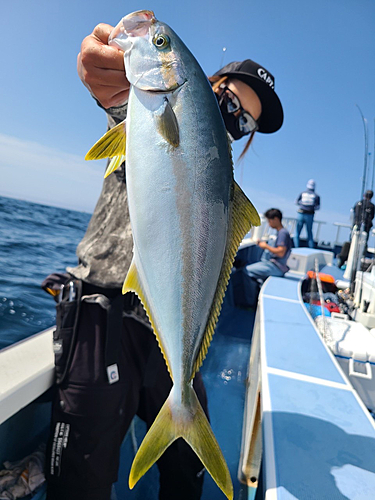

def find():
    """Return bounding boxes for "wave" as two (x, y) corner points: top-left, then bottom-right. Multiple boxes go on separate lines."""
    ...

(0, 196), (91, 348)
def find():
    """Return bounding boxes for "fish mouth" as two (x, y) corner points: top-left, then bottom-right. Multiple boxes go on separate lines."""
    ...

(122, 10), (156, 36)
(141, 80), (187, 94)
(109, 10), (156, 45)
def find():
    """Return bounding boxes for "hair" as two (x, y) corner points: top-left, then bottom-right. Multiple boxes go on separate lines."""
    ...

(365, 190), (374, 200)
(208, 75), (256, 161)
(264, 208), (282, 221)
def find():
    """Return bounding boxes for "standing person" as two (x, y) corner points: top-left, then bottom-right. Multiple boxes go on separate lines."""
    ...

(352, 189), (375, 243)
(245, 208), (292, 279)
(44, 22), (284, 500)
(337, 190), (375, 267)
(294, 179), (320, 248)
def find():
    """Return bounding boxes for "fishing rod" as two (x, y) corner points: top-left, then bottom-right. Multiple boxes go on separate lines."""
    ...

(364, 119), (375, 314)
(356, 104), (369, 200)
(350, 109), (373, 319)
(349, 106), (369, 296)
(220, 47), (227, 69)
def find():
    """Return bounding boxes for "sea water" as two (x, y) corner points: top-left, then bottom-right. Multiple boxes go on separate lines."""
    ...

(0, 196), (91, 349)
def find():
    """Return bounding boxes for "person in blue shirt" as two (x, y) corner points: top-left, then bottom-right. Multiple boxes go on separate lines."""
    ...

(294, 179), (320, 248)
(246, 208), (292, 279)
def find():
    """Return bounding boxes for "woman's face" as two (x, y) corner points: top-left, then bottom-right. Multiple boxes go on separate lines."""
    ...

(215, 77), (262, 140)
(226, 78), (262, 121)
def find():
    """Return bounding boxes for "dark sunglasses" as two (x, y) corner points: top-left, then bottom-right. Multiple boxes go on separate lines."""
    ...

(219, 85), (259, 135)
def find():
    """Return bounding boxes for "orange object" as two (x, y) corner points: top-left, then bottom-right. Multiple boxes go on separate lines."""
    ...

(307, 271), (335, 283)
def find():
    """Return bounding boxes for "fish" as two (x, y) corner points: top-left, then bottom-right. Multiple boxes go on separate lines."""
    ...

(85, 10), (260, 500)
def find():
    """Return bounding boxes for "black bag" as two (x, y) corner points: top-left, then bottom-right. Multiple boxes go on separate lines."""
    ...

(53, 279), (83, 384)
(42, 274), (83, 385)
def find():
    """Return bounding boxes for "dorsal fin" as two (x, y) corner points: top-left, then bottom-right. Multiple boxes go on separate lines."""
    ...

(191, 181), (260, 378)
(85, 120), (126, 161)
(123, 259), (173, 380)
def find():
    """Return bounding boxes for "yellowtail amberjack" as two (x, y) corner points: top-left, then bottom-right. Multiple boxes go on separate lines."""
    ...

(85, 10), (260, 499)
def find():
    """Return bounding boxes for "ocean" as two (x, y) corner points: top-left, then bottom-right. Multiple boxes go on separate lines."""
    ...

(0, 194), (349, 350)
(0, 196), (91, 349)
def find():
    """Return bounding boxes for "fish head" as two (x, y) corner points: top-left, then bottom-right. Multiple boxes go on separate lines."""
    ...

(109, 10), (186, 93)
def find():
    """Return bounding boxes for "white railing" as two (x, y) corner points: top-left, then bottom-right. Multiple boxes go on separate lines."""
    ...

(0, 328), (55, 425)
(244, 215), (352, 248)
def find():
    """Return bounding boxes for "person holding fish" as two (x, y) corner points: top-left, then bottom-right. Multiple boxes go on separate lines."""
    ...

(45, 11), (283, 500)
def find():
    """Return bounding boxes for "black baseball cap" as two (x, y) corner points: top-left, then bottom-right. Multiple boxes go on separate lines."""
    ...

(214, 59), (284, 133)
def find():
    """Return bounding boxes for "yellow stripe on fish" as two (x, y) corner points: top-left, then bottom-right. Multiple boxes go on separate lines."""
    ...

(192, 181), (260, 378)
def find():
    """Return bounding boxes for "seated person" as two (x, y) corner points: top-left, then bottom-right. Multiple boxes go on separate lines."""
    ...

(246, 208), (292, 279)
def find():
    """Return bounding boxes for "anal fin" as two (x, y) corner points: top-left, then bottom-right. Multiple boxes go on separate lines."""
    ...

(123, 259), (172, 379)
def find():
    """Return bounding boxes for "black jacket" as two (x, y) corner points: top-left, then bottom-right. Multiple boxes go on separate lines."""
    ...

(353, 199), (375, 232)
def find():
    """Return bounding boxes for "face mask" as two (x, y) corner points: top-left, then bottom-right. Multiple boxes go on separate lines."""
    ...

(219, 104), (247, 140)
(216, 87), (259, 141)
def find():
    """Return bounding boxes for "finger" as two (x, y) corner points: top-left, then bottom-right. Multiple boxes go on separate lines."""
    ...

(77, 52), (85, 82)
(105, 90), (130, 108)
(82, 66), (129, 89)
(81, 41), (125, 72)
(92, 23), (114, 45)
(94, 89), (130, 109)
(77, 52), (94, 93)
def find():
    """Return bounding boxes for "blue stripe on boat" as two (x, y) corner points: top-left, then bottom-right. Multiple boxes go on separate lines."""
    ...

(261, 293), (346, 384)
(260, 276), (375, 500)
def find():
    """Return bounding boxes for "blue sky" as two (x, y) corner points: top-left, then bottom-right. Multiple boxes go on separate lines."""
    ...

(1, 0), (375, 242)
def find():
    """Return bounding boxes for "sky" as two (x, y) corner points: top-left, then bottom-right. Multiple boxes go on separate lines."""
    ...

(1, 0), (375, 243)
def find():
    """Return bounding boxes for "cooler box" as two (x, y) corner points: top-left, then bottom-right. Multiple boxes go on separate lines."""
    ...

(287, 248), (334, 276)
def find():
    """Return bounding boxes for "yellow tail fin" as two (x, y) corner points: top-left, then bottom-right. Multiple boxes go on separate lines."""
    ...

(129, 385), (233, 500)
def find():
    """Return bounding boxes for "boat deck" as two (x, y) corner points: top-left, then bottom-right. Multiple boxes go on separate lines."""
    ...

(259, 276), (375, 499)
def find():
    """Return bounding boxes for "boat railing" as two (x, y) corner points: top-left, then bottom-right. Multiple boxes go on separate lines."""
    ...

(0, 327), (55, 425)
(238, 306), (262, 493)
(243, 215), (353, 249)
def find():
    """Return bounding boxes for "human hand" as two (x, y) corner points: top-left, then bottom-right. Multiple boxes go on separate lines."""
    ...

(258, 241), (267, 249)
(77, 23), (130, 109)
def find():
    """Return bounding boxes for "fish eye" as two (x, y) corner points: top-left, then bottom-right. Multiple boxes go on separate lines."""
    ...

(153, 34), (170, 50)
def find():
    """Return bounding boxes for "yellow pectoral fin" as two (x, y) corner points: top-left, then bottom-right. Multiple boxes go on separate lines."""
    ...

(104, 154), (126, 178)
(85, 120), (126, 161)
